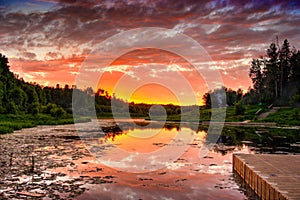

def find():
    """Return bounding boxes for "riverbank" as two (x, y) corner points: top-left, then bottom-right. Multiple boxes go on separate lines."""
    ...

(1, 105), (299, 135)
(143, 106), (300, 127)
(0, 114), (90, 134)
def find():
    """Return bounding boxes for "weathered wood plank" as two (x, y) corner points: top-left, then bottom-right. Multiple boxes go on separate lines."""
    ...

(233, 154), (300, 200)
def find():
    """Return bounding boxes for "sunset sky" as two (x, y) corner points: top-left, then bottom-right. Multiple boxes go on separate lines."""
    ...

(0, 0), (299, 105)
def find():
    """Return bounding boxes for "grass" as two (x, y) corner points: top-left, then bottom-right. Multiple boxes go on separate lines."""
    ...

(146, 105), (264, 122)
(143, 105), (300, 126)
(224, 105), (266, 122)
(0, 114), (90, 134)
(257, 107), (300, 126)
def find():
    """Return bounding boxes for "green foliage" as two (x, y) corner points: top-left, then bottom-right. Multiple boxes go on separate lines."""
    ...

(23, 85), (39, 105)
(248, 39), (300, 105)
(27, 102), (40, 115)
(9, 88), (28, 111)
(202, 87), (243, 109)
(234, 102), (245, 115)
(249, 59), (262, 89)
(42, 103), (57, 114)
(0, 126), (14, 134)
(0, 53), (92, 134)
(257, 108), (300, 125)
(202, 92), (211, 108)
(289, 94), (300, 107)
(50, 106), (66, 118)
(0, 53), (10, 76)
(0, 53), (78, 116)
(7, 101), (17, 114)
(0, 114), (90, 134)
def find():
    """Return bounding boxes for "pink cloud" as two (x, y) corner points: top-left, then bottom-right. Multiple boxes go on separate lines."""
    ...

(0, 0), (299, 94)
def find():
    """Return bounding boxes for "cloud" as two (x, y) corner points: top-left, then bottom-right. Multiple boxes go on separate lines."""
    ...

(21, 51), (37, 59)
(0, 0), (299, 94)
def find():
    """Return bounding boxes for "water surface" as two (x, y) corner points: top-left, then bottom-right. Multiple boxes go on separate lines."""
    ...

(0, 119), (272, 199)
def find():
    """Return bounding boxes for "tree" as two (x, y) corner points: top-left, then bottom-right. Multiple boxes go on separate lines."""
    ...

(249, 58), (263, 95)
(265, 42), (279, 99)
(9, 88), (28, 112)
(236, 88), (243, 102)
(279, 39), (292, 97)
(248, 39), (300, 106)
(25, 85), (38, 104)
(202, 92), (211, 108)
(290, 49), (300, 86)
(235, 101), (245, 115)
(226, 88), (237, 106)
(0, 81), (5, 113)
(0, 54), (10, 76)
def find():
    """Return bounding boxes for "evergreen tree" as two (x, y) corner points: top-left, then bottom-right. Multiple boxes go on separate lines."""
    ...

(265, 43), (279, 99)
(290, 49), (300, 92)
(249, 58), (263, 98)
(248, 39), (300, 106)
(279, 39), (292, 97)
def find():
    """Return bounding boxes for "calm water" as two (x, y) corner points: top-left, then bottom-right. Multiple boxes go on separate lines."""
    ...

(73, 119), (257, 200)
(3, 119), (284, 199)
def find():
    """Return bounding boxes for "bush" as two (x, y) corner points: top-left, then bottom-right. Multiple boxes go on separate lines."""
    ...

(27, 103), (40, 115)
(50, 107), (66, 118)
(235, 102), (245, 115)
(0, 126), (13, 134)
(42, 103), (57, 114)
(289, 94), (300, 107)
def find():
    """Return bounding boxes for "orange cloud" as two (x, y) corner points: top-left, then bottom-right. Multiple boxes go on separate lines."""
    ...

(1, 0), (299, 105)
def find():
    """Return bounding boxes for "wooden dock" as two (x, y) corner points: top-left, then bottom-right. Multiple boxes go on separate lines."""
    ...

(233, 154), (300, 200)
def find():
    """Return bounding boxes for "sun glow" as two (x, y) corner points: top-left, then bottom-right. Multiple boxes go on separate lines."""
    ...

(129, 84), (180, 105)
(96, 48), (208, 106)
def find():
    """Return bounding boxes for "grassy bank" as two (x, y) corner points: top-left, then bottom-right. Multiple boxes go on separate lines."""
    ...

(144, 105), (263, 122)
(256, 107), (300, 126)
(143, 105), (300, 126)
(0, 114), (90, 134)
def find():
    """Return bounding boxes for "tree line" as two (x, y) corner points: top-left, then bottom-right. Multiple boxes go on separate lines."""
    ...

(202, 38), (300, 110)
(0, 53), (182, 118)
(249, 39), (300, 105)
(0, 53), (73, 117)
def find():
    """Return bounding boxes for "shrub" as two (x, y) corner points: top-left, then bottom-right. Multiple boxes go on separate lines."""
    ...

(50, 107), (66, 118)
(43, 103), (57, 114)
(289, 94), (300, 107)
(0, 126), (13, 134)
(27, 103), (40, 115)
(235, 102), (245, 115)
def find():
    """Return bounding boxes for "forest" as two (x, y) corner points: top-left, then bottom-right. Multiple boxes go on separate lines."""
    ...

(0, 53), (71, 117)
(0, 53), (180, 124)
(203, 39), (300, 109)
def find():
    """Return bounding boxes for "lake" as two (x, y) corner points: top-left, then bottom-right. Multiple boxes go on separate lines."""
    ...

(2, 119), (298, 199)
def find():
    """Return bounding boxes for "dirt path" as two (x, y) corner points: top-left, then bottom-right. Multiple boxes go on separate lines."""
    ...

(257, 107), (280, 119)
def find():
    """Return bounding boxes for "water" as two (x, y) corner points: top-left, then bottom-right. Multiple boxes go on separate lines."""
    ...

(2, 119), (297, 199)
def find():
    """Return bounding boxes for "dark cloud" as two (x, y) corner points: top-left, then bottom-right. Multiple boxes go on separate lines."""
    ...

(0, 0), (299, 90)
(21, 51), (37, 59)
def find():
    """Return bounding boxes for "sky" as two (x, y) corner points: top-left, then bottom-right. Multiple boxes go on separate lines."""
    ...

(0, 0), (299, 105)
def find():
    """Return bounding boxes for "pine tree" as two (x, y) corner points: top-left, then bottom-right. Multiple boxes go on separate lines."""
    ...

(265, 43), (279, 99)
(279, 39), (292, 97)
(249, 58), (263, 96)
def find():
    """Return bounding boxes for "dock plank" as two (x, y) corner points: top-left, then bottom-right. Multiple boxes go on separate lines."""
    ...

(233, 154), (300, 200)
